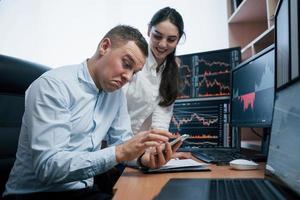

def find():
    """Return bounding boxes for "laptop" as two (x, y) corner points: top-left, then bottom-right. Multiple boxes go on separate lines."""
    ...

(172, 45), (275, 164)
(156, 78), (300, 200)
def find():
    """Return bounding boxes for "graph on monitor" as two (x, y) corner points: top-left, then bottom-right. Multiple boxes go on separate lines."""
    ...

(231, 45), (275, 127)
(169, 98), (230, 148)
(177, 47), (240, 99)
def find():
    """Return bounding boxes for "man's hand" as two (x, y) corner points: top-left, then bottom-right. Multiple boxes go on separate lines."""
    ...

(140, 138), (183, 169)
(115, 129), (172, 163)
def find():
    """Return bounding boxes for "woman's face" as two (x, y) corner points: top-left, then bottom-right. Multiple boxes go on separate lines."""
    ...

(148, 20), (180, 64)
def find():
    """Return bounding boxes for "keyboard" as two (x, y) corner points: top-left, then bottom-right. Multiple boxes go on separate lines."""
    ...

(199, 179), (285, 200)
(156, 179), (295, 200)
(192, 149), (249, 164)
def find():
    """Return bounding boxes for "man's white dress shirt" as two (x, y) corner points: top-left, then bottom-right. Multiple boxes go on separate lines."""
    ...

(4, 61), (132, 195)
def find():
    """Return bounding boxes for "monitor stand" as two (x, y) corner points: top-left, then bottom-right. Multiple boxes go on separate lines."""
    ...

(240, 127), (271, 162)
(261, 127), (271, 157)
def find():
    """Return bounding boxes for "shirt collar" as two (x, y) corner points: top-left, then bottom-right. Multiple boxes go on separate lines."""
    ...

(78, 60), (101, 93)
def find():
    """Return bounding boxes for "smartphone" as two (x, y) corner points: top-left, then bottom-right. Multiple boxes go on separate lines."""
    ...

(169, 134), (190, 146)
(160, 134), (190, 151)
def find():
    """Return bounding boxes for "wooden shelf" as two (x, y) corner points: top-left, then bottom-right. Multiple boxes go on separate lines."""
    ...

(240, 26), (275, 60)
(267, 0), (280, 27)
(253, 26), (274, 54)
(228, 0), (267, 23)
(228, 22), (267, 50)
(240, 45), (253, 61)
(228, 0), (278, 60)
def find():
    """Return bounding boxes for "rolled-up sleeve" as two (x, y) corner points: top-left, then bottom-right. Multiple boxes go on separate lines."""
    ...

(25, 77), (117, 185)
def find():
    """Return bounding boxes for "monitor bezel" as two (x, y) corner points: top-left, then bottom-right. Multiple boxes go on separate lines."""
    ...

(230, 45), (275, 127)
(177, 47), (241, 59)
(275, 0), (292, 90)
(289, 0), (300, 82)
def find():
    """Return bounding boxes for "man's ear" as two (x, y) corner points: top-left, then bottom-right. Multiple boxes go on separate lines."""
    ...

(99, 38), (112, 55)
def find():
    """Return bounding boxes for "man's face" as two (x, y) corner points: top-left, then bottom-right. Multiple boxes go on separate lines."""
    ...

(95, 39), (145, 92)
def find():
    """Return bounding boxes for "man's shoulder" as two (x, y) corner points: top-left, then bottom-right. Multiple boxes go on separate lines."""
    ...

(43, 63), (80, 77)
(41, 63), (81, 83)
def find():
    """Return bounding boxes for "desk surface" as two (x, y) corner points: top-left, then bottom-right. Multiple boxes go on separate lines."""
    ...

(112, 160), (265, 200)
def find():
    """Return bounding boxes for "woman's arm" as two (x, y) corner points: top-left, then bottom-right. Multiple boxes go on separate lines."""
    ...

(151, 103), (174, 131)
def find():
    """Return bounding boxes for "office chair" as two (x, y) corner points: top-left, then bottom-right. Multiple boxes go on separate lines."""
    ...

(0, 54), (50, 195)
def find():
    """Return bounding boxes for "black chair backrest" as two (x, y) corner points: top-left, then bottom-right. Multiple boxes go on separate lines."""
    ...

(0, 54), (50, 195)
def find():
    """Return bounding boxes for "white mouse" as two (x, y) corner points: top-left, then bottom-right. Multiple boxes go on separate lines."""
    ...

(229, 159), (259, 170)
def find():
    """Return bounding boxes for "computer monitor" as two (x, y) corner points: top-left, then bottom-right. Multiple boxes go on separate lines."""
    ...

(275, 0), (291, 89)
(177, 47), (241, 99)
(266, 79), (300, 196)
(231, 45), (275, 127)
(169, 97), (231, 148)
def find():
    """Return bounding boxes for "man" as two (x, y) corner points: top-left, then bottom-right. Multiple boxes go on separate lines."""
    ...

(3, 25), (181, 200)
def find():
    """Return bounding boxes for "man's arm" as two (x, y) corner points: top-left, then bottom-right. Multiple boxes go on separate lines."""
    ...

(26, 77), (118, 185)
(105, 91), (133, 146)
(105, 92), (171, 165)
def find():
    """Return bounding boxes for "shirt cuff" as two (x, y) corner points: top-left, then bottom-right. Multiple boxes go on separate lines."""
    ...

(92, 146), (118, 175)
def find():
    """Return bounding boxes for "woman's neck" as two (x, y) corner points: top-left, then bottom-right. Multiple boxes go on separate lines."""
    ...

(156, 60), (164, 73)
(150, 49), (166, 72)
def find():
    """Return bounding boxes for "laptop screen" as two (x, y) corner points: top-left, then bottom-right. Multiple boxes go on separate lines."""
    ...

(266, 80), (300, 195)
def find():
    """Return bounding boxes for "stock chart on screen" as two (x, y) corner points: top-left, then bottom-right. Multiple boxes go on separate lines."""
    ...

(177, 47), (240, 99)
(231, 46), (275, 127)
(169, 98), (231, 148)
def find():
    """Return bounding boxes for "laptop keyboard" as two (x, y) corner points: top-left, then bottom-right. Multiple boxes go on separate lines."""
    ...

(192, 149), (249, 164)
(156, 179), (289, 200)
(208, 179), (286, 200)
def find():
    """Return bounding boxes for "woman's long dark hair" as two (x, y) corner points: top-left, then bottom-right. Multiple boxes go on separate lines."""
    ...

(149, 7), (185, 107)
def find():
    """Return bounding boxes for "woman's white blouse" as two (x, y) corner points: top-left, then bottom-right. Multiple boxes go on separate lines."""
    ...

(123, 50), (173, 135)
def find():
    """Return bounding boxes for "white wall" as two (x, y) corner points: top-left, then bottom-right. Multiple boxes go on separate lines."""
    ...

(0, 0), (229, 68)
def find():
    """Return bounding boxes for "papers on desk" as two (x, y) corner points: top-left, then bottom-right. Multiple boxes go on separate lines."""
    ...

(141, 159), (211, 174)
(161, 159), (209, 169)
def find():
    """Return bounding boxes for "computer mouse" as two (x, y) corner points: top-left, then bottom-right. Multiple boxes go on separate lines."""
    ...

(229, 159), (259, 170)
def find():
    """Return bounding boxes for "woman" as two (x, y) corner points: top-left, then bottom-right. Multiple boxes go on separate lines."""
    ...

(124, 7), (185, 139)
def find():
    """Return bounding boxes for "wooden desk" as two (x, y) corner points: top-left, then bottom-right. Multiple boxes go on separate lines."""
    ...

(112, 162), (265, 200)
